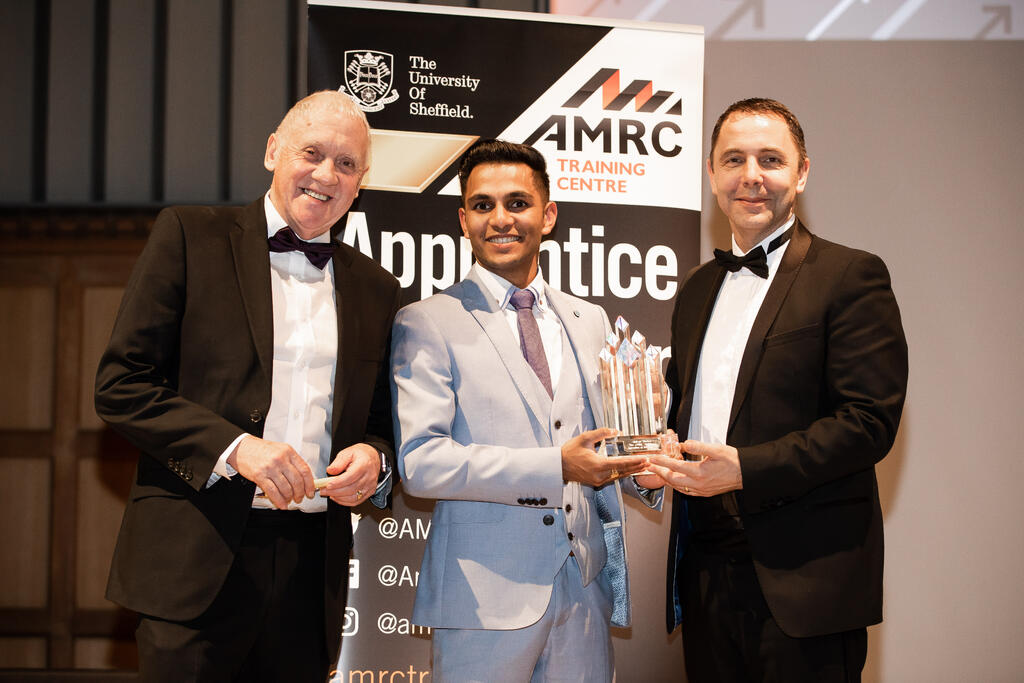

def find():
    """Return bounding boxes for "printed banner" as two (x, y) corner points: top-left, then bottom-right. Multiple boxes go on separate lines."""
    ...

(308, 2), (703, 679)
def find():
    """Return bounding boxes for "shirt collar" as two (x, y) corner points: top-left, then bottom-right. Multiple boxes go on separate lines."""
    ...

(473, 262), (548, 312)
(731, 213), (796, 256)
(263, 192), (331, 244)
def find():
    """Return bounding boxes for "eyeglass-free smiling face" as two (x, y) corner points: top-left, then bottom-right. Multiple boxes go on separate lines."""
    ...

(264, 105), (368, 241)
(707, 112), (809, 252)
(459, 162), (557, 289)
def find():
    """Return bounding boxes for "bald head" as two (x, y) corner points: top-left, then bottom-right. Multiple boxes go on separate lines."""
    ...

(274, 90), (371, 171)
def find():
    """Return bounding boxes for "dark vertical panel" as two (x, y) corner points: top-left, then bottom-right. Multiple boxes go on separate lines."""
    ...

(288, 0), (299, 104)
(164, 0), (222, 202)
(48, 265), (84, 667)
(105, 0), (156, 203)
(230, 0), (290, 201)
(290, 0), (302, 102)
(219, 0), (233, 201)
(152, 0), (168, 201)
(33, 1), (52, 202)
(46, 0), (95, 203)
(0, 1), (38, 202)
(91, 0), (109, 201)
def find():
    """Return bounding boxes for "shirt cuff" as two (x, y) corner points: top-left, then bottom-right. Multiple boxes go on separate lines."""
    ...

(631, 478), (665, 507)
(206, 433), (247, 488)
(370, 450), (392, 507)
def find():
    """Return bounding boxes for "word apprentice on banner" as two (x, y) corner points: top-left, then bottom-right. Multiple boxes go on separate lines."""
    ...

(308, 1), (703, 679)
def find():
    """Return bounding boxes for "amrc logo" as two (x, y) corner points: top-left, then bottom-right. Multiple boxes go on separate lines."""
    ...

(524, 68), (683, 157)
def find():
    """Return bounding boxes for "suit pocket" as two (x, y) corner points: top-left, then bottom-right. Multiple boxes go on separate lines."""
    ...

(443, 500), (506, 524)
(764, 323), (822, 347)
(131, 488), (187, 500)
(805, 495), (870, 510)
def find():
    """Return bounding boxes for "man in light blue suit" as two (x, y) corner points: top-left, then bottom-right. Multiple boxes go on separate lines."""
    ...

(391, 140), (663, 682)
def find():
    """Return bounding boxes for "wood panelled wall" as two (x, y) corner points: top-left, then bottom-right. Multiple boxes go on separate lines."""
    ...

(0, 209), (152, 670)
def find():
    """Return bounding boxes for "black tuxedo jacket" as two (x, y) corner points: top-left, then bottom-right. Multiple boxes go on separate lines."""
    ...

(665, 220), (908, 638)
(95, 199), (401, 660)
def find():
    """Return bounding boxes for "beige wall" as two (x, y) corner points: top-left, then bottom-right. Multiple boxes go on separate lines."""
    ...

(701, 40), (1024, 682)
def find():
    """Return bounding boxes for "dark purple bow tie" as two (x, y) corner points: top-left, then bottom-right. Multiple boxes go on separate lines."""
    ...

(267, 227), (337, 270)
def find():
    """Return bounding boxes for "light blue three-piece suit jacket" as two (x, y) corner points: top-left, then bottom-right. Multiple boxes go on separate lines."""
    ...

(391, 267), (661, 631)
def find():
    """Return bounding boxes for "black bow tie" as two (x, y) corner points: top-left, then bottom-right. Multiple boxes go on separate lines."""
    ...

(713, 225), (794, 279)
(267, 227), (337, 270)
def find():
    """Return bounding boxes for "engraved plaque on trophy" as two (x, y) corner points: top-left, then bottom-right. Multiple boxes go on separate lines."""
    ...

(599, 316), (679, 457)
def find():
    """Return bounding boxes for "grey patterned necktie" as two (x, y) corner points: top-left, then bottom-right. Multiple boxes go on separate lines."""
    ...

(509, 288), (553, 398)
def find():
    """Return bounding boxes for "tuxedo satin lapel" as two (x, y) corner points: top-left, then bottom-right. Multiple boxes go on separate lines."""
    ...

(330, 244), (357, 436)
(678, 267), (727, 428)
(728, 222), (812, 433)
(462, 270), (551, 424)
(229, 200), (274, 385)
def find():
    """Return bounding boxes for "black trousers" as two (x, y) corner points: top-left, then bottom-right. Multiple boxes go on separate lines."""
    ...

(679, 545), (867, 683)
(135, 509), (329, 683)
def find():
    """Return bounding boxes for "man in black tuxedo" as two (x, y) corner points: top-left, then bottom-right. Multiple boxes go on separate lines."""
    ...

(95, 90), (401, 682)
(643, 98), (908, 681)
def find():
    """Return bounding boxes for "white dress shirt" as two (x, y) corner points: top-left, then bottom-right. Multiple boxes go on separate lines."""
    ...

(474, 263), (563, 394)
(210, 195), (338, 512)
(688, 216), (795, 445)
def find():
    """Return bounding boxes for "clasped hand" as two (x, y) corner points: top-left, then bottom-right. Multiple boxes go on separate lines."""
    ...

(231, 436), (379, 509)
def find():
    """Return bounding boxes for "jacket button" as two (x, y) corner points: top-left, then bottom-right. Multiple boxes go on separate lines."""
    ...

(542, 515), (554, 526)
(565, 504), (572, 513)
(250, 409), (262, 422)
(554, 420), (562, 429)
(539, 498), (547, 506)
(567, 532), (574, 541)
(517, 498), (526, 505)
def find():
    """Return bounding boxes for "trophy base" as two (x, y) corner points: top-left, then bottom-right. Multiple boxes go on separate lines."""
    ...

(604, 432), (678, 456)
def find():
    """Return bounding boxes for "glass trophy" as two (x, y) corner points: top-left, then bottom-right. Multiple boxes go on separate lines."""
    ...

(599, 316), (679, 457)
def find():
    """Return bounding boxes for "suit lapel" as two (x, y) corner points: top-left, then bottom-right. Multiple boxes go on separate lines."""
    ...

(462, 270), (552, 424)
(728, 221), (812, 433)
(330, 243), (358, 436)
(229, 199), (274, 386)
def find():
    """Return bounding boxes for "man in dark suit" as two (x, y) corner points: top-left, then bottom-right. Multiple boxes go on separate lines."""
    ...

(95, 90), (401, 682)
(643, 98), (908, 681)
